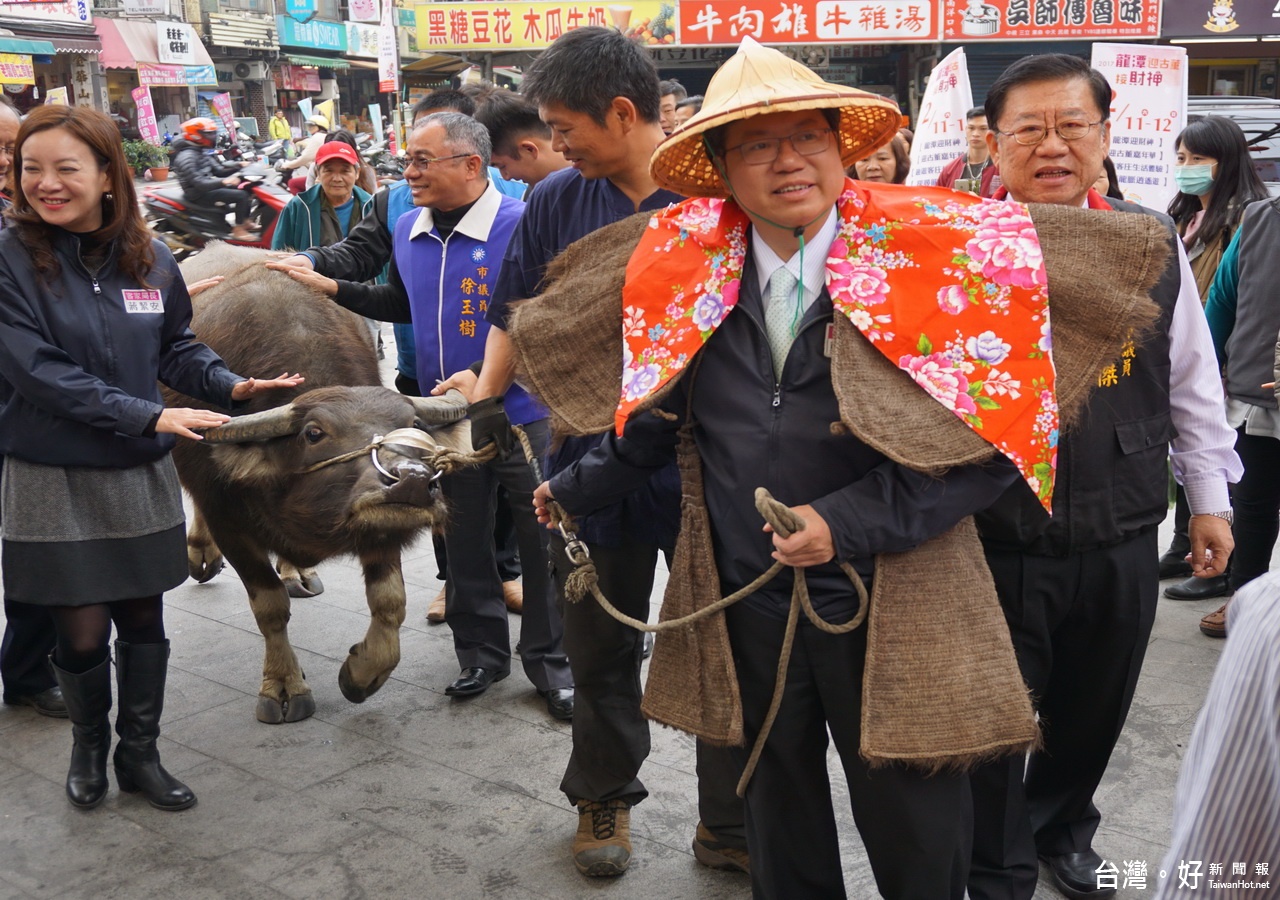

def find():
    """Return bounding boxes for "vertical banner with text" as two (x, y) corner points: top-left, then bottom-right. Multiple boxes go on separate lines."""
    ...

(131, 85), (161, 145)
(377, 0), (399, 94)
(906, 47), (972, 187)
(210, 91), (238, 136)
(1091, 42), (1187, 212)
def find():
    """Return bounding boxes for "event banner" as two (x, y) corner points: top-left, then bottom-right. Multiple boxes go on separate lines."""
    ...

(1091, 42), (1187, 213)
(906, 46), (972, 187)
(276, 65), (322, 92)
(378, 0), (399, 93)
(678, 0), (934, 44)
(210, 91), (238, 135)
(0, 53), (34, 86)
(415, 1), (675, 49)
(942, 0), (1160, 41)
(132, 85), (162, 146)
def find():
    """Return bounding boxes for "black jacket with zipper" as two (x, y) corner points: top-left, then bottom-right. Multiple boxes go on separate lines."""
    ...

(0, 227), (243, 468)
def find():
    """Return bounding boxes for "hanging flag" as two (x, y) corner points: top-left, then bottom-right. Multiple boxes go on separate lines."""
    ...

(378, 0), (399, 95)
(906, 47), (972, 188)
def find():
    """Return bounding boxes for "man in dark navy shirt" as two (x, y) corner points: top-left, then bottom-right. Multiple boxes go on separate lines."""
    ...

(435, 27), (748, 879)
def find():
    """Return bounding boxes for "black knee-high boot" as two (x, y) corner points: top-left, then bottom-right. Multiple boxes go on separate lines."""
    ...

(112, 640), (196, 811)
(50, 654), (112, 809)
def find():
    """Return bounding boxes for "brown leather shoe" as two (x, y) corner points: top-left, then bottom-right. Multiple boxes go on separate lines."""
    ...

(426, 588), (446, 624)
(692, 822), (750, 874)
(1200, 602), (1228, 638)
(502, 580), (523, 614)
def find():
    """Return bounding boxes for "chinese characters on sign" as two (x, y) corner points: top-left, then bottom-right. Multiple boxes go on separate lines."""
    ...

(131, 86), (161, 146)
(1091, 42), (1187, 213)
(414, 1), (674, 50)
(457, 247), (494, 340)
(378, 0), (399, 93)
(678, 0), (933, 43)
(156, 21), (198, 66)
(942, 0), (1160, 40)
(276, 65), (322, 92)
(906, 47), (971, 186)
(0, 53), (35, 86)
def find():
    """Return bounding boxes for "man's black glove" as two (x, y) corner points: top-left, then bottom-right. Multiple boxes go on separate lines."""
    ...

(468, 396), (512, 455)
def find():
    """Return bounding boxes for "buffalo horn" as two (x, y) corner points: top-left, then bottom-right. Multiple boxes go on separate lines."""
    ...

(199, 404), (300, 443)
(409, 389), (468, 426)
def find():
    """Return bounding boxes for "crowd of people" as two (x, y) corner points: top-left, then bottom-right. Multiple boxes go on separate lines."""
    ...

(0, 30), (1277, 900)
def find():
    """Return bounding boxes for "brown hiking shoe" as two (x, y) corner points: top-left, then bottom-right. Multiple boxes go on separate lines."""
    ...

(573, 799), (631, 877)
(692, 822), (750, 874)
(426, 588), (446, 624)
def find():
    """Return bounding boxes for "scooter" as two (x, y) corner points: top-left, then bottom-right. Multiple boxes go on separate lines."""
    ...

(142, 162), (291, 259)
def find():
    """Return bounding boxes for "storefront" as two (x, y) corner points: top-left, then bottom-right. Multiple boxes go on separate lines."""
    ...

(275, 14), (346, 125)
(1163, 0), (1280, 97)
(0, 0), (103, 111)
(0, 36), (52, 108)
(203, 10), (277, 135)
(95, 17), (217, 136)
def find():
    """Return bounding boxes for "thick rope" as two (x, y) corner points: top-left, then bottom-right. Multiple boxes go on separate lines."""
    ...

(519, 426), (869, 796)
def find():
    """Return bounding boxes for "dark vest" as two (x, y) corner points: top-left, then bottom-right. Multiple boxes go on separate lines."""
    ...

(1225, 197), (1280, 409)
(976, 198), (1180, 556)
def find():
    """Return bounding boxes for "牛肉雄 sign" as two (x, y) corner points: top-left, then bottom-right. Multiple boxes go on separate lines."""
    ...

(157, 21), (197, 65)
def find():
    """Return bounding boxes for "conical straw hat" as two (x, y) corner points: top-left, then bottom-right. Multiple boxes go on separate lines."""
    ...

(650, 36), (904, 198)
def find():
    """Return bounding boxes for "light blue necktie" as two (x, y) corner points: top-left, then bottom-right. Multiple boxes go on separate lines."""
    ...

(764, 266), (800, 377)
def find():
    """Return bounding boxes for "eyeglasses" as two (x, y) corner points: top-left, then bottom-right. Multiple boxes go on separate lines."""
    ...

(724, 128), (834, 166)
(996, 121), (1104, 146)
(404, 153), (473, 172)
(0, 145), (15, 157)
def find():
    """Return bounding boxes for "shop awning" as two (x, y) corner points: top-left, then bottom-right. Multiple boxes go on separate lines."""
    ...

(343, 58), (380, 70)
(284, 53), (349, 70)
(46, 35), (101, 55)
(0, 37), (55, 56)
(403, 53), (469, 76)
(95, 17), (215, 69)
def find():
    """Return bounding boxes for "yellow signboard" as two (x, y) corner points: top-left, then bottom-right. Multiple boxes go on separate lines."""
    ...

(414, 1), (676, 50)
(0, 53), (35, 86)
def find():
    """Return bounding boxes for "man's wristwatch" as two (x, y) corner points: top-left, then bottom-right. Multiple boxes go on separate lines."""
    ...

(1198, 510), (1234, 526)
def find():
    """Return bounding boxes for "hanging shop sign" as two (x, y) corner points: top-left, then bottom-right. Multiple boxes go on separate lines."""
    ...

(0, 53), (35, 85)
(276, 15), (348, 52)
(941, 0), (1160, 41)
(346, 21), (380, 57)
(122, 0), (166, 15)
(677, 0), (932, 44)
(1162, 0), (1280, 37)
(276, 64), (322, 91)
(157, 21), (198, 65)
(378, 0), (399, 93)
(415, 1), (674, 50)
(348, 0), (380, 24)
(286, 0), (318, 20)
(138, 62), (219, 87)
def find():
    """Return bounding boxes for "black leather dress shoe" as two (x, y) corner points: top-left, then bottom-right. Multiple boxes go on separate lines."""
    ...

(445, 667), (508, 698)
(540, 687), (574, 721)
(1040, 850), (1117, 899)
(1158, 547), (1193, 579)
(2, 685), (68, 718)
(1164, 574), (1231, 601)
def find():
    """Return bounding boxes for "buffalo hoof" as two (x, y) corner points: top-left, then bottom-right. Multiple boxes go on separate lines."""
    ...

(283, 572), (325, 599)
(337, 659), (390, 704)
(189, 555), (225, 584)
(255, 692), (316, 724)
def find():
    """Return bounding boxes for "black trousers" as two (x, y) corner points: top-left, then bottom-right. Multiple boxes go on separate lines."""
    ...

(1, 597), (57, 700)
(727, 604), (972, 900)
(1229, 427), (1280, 592)
(439, 418), (570, 691)
(969, 531), (1159, 900)
(553, 534), (746, 849)
(196, 187), (252, 225)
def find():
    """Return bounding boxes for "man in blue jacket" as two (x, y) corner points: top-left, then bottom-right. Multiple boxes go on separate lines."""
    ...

(276, 112), (573, 721)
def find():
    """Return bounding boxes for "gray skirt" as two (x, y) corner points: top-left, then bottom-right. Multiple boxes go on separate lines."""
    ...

(1, 455), (189, 605)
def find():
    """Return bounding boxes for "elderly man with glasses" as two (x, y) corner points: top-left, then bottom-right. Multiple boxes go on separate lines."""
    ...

(276, 111), (573, 722)
(966, 54), (1241, 900)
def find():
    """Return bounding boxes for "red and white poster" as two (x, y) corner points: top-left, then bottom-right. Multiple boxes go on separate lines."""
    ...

(131, 85), (161, 146)
(677, 0), (935, 44)
(378, 0), (399, 94)
(906, 47), (972, 187)
(942, 0), (1160, 41)
(209, 91), (238, 136)
(1091, 42), (1187, 212)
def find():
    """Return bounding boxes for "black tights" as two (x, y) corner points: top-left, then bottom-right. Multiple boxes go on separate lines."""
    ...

(50, 596), (165, 674)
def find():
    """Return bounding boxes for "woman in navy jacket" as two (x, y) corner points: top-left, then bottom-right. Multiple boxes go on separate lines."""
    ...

(0, 106), (299, 811)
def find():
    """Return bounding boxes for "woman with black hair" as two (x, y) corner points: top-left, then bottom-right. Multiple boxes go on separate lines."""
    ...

(0, 106), (300, 811)
(1161, 116), (1268, 600)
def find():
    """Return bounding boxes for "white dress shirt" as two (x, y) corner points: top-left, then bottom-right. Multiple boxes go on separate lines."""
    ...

(752, 208), (838, 317)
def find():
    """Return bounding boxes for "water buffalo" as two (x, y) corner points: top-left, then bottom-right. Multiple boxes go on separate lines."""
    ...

(166, 243), (470, 724)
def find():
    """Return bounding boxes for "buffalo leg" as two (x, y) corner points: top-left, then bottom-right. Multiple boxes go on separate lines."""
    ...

(218, 541), (315, 724)
(337, 550), (406, 703)
(187, 508), (225, 584)
(276, 558), (326, 599)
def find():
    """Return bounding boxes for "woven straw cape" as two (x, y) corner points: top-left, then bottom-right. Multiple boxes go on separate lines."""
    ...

(650, 36), (904, 198)
(508, 204), (1170, 770)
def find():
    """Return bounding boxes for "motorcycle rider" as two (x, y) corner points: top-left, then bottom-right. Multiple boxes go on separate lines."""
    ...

(169, 118), (256, 242)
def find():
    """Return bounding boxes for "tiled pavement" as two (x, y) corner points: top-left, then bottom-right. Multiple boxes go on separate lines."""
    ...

(0, 326), (1232, 898)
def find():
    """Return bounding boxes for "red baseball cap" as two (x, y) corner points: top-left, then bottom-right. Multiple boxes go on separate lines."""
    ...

(315, 142), (360, 168)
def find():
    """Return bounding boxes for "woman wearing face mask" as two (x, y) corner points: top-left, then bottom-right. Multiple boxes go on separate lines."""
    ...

(1161, 116), (1268, 616)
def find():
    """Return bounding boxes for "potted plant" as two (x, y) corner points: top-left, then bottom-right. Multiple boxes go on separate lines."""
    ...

(123, 139), (171, 180)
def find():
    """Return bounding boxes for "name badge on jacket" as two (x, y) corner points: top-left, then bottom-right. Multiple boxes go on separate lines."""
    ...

(122, 289), (164, 314)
